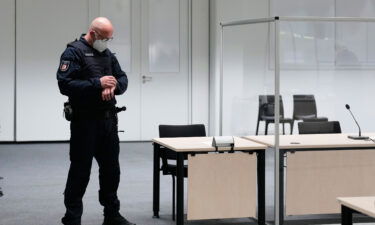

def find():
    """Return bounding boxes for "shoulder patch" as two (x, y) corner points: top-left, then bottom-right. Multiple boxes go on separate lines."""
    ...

(59, 60), (70, 72)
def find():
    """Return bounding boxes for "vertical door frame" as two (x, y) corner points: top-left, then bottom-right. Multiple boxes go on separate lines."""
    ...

(187, 0), (193, 124)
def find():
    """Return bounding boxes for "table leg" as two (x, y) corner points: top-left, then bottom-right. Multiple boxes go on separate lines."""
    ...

(176, 152), (184, 225)
(257, 151), (266, 225)
(341, 205), (353, 225)
(279, 150), (285, 225)
(153, 143), (160, 218)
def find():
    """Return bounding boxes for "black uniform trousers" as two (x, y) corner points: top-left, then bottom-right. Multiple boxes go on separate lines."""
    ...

(62, 113), (121, 225)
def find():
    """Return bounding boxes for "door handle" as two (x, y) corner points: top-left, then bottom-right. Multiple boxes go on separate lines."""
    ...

(142, 75), (153, 84)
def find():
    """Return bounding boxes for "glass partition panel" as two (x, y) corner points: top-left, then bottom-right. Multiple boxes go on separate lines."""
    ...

(221, 22), (276, 136)
(279, 19), (375, 135)
(221, 17), (375, 225)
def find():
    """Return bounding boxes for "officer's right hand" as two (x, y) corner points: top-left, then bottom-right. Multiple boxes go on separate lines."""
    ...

(100, 76), (117, 89)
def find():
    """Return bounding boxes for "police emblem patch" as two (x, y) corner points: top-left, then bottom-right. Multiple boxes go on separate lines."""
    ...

(60, 60), (70, 72)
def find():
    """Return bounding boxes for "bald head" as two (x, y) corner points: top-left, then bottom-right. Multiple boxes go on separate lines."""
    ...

(84, 17), (114, 46)
(90, 17), (113, 35)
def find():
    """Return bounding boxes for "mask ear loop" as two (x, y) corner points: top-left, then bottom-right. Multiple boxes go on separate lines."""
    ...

(93, 31), (99, 42)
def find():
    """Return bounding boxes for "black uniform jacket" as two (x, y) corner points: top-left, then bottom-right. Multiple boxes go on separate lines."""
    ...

(57, 35), (128, 110)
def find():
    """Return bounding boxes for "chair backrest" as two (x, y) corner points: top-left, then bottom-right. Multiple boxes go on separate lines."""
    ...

(293, 95), (317, 119)
(298, 121), (342, 134)
(158, 124), (206, 174)
(159, 124), (206, 138)
(302, 117), (328, 122)
(258, 95), (285, 118)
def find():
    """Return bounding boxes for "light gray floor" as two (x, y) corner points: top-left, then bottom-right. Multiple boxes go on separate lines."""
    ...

(0, 143), (254, 225)
(0, 142), (373, 225)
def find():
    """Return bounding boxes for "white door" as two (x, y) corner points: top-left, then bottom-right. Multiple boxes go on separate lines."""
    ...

(99, 0), (142, 141)
(140, 0), (190, 140)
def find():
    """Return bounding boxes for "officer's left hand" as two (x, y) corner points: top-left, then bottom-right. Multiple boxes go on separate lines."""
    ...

(110, 86), (115, 98)
(102, 88), (112, 101)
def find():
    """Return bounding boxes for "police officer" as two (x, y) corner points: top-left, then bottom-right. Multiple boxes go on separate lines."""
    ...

(57, 17), (135, 225)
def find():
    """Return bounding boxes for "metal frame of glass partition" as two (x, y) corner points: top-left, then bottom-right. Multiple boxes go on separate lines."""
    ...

(219, 16), (375, 225)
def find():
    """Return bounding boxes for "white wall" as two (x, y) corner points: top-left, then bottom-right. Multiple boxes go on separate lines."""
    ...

(192, 0), (209, 128)
(16, 0), (89, 141)
(2, 0), (374, 140)
(0, 0), (209, 141)
(0, 0), (15, 141)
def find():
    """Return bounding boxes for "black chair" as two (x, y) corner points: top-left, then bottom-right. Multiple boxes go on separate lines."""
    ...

(256, 95), (293, 135)
(298, 121), (342, 134)
(158, 124), (206, 220)
(292, 95), (328, 132)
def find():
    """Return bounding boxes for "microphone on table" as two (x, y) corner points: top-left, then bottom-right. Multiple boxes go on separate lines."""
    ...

(345, 104), (369, 140)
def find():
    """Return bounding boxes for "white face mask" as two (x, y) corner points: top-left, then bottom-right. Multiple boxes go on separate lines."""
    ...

(93, 39), (108, 52)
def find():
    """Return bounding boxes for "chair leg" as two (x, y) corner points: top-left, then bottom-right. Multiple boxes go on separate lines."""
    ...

(290, 120), (293, 134)
(265, 122), (269, 135)
(172, 175), (175, 221)
(290, 121), (294, 134)
(282, 123), (285, 135)
(256, 120), (260, 135)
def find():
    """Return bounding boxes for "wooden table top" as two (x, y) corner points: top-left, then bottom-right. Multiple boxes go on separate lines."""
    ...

(243, 133), (375, 149)
(152, 136), (266, 152)
(338, 196), (375, 218)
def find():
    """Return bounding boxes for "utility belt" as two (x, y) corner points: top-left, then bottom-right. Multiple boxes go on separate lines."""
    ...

(73, 108), (117, 120)
(63, 102), (126, 121)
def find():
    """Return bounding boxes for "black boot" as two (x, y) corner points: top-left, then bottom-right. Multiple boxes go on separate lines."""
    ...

(61, 217), (81, 225)
(61, 209), (81, 225)
(102, 213), (136, 225)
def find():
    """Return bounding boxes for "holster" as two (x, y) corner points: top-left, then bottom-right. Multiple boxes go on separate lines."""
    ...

(63, 102), (73, 121)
